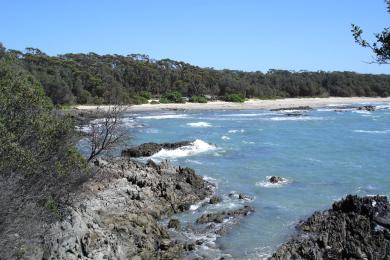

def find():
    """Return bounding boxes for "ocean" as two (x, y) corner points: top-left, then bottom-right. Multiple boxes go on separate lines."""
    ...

(78, 102), (390, 259)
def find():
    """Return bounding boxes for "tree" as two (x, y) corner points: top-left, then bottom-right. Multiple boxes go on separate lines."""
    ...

(352, 1), (390, 64)
(87, 106), (127, 162)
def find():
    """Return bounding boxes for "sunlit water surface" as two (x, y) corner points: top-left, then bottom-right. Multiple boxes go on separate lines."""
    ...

(78, 103), (390, 259)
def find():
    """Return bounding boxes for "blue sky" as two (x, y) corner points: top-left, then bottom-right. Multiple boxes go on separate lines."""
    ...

(1, 0), (388, 74)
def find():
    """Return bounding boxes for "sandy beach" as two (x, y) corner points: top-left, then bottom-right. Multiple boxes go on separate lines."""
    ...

(73, 97), (390, 112)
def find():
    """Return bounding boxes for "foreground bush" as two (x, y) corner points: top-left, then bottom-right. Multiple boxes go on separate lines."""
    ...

(0, 54), (88, 258)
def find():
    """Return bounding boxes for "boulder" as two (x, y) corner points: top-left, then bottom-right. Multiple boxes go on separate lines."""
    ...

(269, 176), (284, 184)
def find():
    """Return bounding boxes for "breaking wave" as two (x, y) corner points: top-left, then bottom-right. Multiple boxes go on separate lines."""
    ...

(353, 129), (390, 134)
(267, 116), (324, 121)
(228, 129), (245, 133)
(137, 114), (189, 119)
(187, 122), (212, 128)
(152, 139), (216, 159)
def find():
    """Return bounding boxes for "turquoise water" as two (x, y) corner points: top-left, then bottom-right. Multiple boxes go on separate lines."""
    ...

(79, 103), (390, 259)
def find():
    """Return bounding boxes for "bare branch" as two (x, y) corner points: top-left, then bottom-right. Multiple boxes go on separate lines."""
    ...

(86, 105), (128, 162)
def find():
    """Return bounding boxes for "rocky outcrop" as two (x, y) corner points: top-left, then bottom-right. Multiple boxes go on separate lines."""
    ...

(271, 106), (313, 111)
(121, 141), (192, 157)
(270, 195), (390, 260)
(41, 158), (213, 259)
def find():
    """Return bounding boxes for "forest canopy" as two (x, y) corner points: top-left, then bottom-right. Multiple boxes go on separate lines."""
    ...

(2, 44), (390, 105)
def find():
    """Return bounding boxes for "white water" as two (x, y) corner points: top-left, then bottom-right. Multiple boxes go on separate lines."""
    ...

(151, 139), (216, 159)
(187, 122), (213, 127)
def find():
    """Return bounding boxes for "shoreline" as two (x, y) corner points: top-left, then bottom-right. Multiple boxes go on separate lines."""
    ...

(73, 97), (390, 112)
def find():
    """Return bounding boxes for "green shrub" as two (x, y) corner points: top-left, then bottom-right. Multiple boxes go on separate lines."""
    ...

(0, 57), (86, 176)
(150, 100), (159, 104)
(139, 91), (152, 100)
(77, 89), (92, 104)
(257, 96), (282, 100)
(161, 91), (184, 103)
(223, 93), (245, 103)
(44, 195), (61, 217)
(189, 95), (208, 103)
(129, 95), (148, 104)
(159, 97), (169, 103)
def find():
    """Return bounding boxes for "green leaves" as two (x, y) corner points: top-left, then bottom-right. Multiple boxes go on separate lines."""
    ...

(0, 55), (85, 176)
(223, 93), (245, 103)
(160, 91), (184, 103)
(189, 95), (208, 103)
(351, 1), (390, 64)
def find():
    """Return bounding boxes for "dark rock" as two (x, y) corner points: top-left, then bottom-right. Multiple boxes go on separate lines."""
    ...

(195, 240), (204, 245)
(167, 219), (181, 230)
(271, 106), (313, 111)
(183, 243), (196, 251)
(357, 105), (376, 111)
(228, 192), (238, 198)
(197, 213), (224, 224)
(285, 112), (303, 117)
(269, 176), (284, 184)
(121, 141), (192, 157)
(209, 195), (222, 204)
(196, 206), (255, 224)
(159, 239), (171, 250)
(270, 195), (390, 260)
(238, 193), (252, 200)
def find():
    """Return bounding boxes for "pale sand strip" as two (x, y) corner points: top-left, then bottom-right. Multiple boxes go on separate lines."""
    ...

(73, 97), (390, 112)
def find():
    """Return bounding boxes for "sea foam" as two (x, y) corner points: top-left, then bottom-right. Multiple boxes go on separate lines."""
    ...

(187, 122), (212, 128)
(152, 139), (216, 159)
(228, 129), (245, 133)
(353, 129), (390, 134)
(137, 114), (189, 119)
(256, 176), (289, 188)
(268, 116), (324, 121)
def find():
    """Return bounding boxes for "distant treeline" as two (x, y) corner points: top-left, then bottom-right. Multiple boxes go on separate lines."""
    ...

(1, 44), (390, 105)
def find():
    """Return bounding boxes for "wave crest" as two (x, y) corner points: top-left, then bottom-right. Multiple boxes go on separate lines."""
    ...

(353, 129), (390, 134)
(187, 122), (212, 127)
(137, 114), (189, 119)
(152, 139), (216, 159)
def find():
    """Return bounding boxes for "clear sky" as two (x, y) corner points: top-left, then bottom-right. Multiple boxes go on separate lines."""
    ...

(1, 0), (389, 74)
